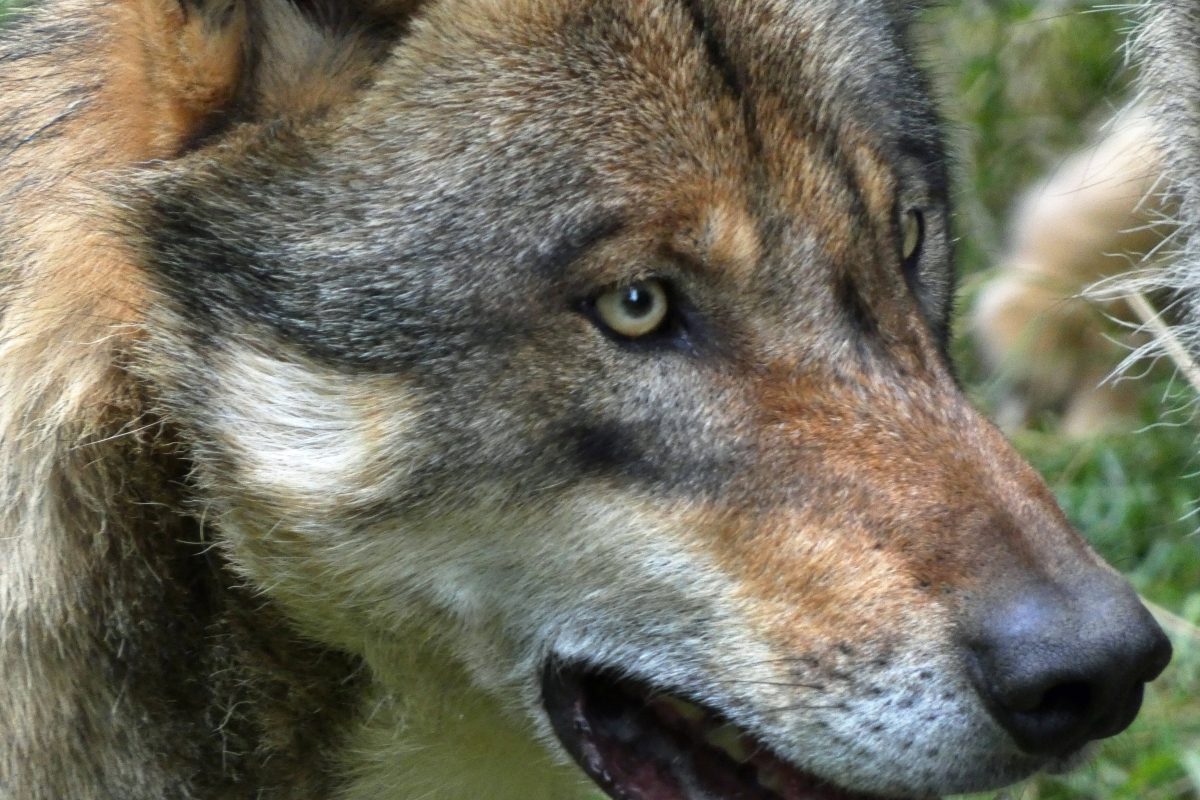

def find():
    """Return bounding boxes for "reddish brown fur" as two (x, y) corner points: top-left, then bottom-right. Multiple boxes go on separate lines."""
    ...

(0, 0), (249, 428)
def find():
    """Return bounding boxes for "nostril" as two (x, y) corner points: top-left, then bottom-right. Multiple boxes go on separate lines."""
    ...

(1020, 680), (1091, 718)
(1000, 680), (1097, 754)
(985, 673), (1105, 756)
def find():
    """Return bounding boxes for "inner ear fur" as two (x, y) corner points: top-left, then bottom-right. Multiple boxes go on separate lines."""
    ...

(121, 0), (429, 145)
(52, 0), (428, 163)
(118, 0), (249, 153)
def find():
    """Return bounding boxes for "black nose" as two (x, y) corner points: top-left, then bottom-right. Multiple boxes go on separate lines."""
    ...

(967, 577), (1172, 757)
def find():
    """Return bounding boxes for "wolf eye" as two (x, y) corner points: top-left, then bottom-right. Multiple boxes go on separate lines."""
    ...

(902, 208), (924, 270)
(594, 279), (670, 338)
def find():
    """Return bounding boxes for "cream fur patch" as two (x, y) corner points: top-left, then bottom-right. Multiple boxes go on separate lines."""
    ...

(211, 343), (422, 512)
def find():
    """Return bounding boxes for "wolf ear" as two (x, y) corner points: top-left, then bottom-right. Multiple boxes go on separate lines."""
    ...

(114, 0), (430, 147)
(111, 0), (249, 153)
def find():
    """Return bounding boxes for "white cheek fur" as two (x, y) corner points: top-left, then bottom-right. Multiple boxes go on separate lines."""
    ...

(212, 344), (422, 511)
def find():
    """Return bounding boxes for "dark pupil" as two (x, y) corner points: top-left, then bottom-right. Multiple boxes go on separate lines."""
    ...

(621, 285), (656, 318)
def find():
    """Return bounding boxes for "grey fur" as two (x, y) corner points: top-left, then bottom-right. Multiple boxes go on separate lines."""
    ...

(1130, 0), (1200, 354)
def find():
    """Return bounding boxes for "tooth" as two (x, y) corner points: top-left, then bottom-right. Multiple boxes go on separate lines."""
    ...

(662, 696), (706, 722)
(758, 766), (788, 794)
(705, 724), (750, 763)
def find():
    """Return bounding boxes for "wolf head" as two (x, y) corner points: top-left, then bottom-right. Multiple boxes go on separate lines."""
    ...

(122, 1), (1170, 797)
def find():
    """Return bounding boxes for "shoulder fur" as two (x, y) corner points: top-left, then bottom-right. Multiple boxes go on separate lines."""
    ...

(0, 1), (417, 796)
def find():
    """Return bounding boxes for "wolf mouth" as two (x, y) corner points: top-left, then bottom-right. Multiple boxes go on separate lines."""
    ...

(542, 663), (923, 800)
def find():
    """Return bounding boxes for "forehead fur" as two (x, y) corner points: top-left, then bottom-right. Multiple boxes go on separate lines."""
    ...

(370, 0), (941, 183)
(143, 0), (949, 369)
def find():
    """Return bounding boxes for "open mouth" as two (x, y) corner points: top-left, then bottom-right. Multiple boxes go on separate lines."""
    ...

(542, 662), (920, 800)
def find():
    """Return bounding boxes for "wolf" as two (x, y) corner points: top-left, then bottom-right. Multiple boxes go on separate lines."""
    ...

(0, 1), (1172, 799)
(1131, 1), (1200, 359)
(970, 106), (1170, 437)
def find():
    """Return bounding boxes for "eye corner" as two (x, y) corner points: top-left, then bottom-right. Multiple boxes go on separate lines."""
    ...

(900, 207), (926, 276)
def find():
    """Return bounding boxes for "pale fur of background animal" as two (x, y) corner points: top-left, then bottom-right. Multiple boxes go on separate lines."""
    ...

(971, 106), (1171, 436)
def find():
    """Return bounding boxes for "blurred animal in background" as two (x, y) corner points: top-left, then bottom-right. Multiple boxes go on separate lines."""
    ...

(970, 106), (1174, 436)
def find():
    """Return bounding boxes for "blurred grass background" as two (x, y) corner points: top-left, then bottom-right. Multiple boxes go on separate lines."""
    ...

(0, 0), (1195, 798)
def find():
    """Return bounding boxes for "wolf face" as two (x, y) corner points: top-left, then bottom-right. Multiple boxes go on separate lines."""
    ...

(0, 1), (1171, 799)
